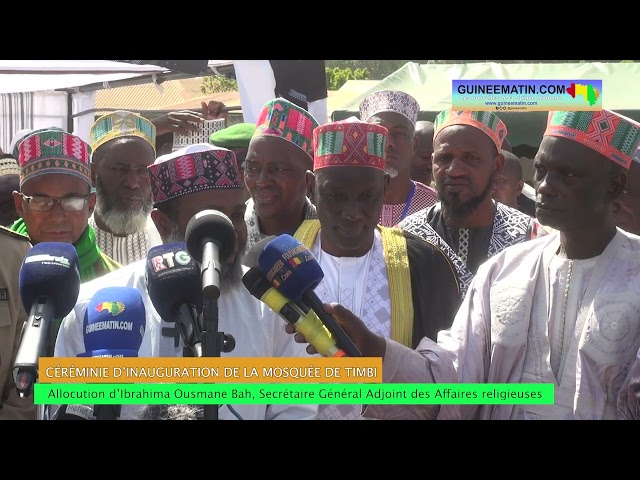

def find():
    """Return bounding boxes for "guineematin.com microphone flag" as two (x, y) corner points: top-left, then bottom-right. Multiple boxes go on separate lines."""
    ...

(79, 286), (146, 358)
(233, 60), (328, 125)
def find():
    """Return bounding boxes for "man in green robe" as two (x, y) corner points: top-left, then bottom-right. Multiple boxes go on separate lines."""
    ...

(10, 128), (120, 282)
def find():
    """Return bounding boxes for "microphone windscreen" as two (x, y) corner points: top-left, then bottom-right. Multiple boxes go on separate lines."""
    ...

(18, 242), (80, 318)
(145, 242), (202, 321)
(80, 286), (146, 357)
(242, 267), (272, 299)
(242, 235), (276, 268)
(257, 234), (323, 302)
(52, 404), (94, 420)
(184, 210), (236, 263)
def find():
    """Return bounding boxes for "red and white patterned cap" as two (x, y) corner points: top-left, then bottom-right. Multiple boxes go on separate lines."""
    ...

(148, 143), (242, 206)
(313, 119), (388, 171)
(545, 110), (640, 170)
(18, 129), (92, 188)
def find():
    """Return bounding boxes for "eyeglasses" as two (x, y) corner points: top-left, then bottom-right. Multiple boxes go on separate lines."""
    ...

(20, 193), (89, 212)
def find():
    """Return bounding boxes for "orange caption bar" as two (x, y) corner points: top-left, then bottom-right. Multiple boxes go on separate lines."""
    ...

(39, 357), (382, 384)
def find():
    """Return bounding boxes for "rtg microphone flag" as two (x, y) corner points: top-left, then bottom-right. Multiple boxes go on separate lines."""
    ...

(232, 60), (328, 125)
(146, 242), (202, 322)
(80, 286), (146, 358)
(146, 242), (204, 356)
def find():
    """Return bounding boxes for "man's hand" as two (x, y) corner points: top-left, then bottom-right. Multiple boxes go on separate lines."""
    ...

(152, 101), (228, 136)
(152, 110), (205, 136)
(201, 101), (228, 121)
(284, 302), (386, 358)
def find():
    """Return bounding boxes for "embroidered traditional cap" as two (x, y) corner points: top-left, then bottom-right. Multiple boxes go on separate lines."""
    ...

(253, 98), (319, 158)
(0, 156), (20, 177)
(313, 118), (387, 171)
(11, 127), (65, 160)
(434, 109), (507, 153)
(90, 110), (156, 154)
(10, 129), (34, 159)
(544, 110), (640, 170)
(148, 143), (242, 206)
(210, 123), (256, 149)
(18, 129), (92, 188)
(359, 90), (420, 125)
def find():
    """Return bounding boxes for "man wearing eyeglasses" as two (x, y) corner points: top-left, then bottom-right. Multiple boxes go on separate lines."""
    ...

(10, 129), (120, 282)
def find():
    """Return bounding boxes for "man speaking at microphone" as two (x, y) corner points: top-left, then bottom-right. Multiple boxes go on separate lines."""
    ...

(274, 118), (461, 420)
(54, 144), (317, 420)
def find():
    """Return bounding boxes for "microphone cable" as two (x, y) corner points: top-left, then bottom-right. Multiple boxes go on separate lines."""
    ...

(222, 404), (244, 420)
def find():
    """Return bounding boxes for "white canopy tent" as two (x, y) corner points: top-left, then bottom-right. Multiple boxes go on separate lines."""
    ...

(0, 60), (171, 94)
(0, 60), (234, 152)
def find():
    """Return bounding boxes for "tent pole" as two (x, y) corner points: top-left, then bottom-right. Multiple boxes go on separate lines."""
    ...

(70, 106), (243, 120)
(67, 92), (74, 133)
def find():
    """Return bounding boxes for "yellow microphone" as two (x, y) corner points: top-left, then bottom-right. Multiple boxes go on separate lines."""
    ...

(242, 267), (345, 357)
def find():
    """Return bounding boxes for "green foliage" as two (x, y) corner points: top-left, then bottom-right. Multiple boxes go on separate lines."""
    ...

(353, 68), (368, 80)
(201, 60), (636, 95)
(325, 67), (371, 90)
(326, 61), (410, 80)
(326, 60), (636, 80)
(200, 75), (238, 94)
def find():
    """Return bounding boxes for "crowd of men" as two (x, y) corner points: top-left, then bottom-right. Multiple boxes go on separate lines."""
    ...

(1, 88), (639, 420)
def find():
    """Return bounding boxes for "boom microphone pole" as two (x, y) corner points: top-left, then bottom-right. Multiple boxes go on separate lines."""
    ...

(185, 210), (237, 420)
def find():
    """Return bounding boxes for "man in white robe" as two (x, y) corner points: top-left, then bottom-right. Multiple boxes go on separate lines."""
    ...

(277, 119), (461, 420)
(54, 144), (317, 420)
(291, 110), (640, 420)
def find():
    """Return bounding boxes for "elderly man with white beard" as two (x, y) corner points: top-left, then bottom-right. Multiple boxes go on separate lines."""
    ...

(88, 111), (163, 265)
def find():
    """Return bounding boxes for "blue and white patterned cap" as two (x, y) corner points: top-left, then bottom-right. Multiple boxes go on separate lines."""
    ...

(359, 90), (420, 125)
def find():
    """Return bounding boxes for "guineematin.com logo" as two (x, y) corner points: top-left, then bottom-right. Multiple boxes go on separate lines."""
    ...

(452, 80), (603, 112)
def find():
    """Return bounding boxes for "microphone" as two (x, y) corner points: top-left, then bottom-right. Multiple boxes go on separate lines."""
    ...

(51, 404), (95, 420)
(242, 267), (346, 357)
(146, 242), (203, 356)
(13, 242), (80, 398)
(81, 286), (146, 357)
(80, 286), (146, 420)
(242, 235), (277, 268)
(257, 235), (362, 357)
(185, 210), (237, 300)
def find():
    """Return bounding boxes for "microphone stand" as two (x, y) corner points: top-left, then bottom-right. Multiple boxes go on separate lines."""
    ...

(202, 297), (235, 420)
(13, 302), (56, 420)
(200, 243), (235, 420)
(202, 297), (220, 420)
(93, 405), (122, 420)
(176, 305), (203, 358)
